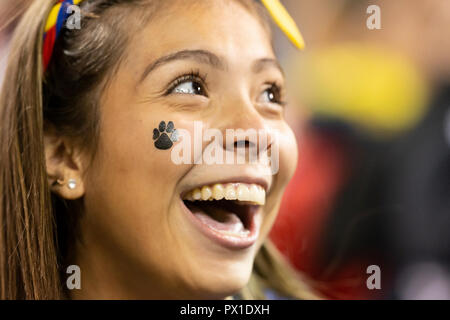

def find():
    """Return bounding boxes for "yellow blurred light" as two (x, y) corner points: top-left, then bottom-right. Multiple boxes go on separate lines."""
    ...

(290, 44), (429, 135)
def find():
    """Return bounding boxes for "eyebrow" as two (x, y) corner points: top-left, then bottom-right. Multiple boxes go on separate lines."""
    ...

(139, 49), (284, 83)
(139, 49), (226, 83)
(252, 58), (285, 77)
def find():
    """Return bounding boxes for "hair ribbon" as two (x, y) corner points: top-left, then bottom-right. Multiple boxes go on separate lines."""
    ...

(43, 0), (84, 70)
(42, 0), (304, 71)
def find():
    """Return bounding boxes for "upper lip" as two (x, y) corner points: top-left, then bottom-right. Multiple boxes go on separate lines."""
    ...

(180, 176), (271, 199)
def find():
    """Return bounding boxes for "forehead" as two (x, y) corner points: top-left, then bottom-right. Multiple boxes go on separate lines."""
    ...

(129, 0), (275, 68)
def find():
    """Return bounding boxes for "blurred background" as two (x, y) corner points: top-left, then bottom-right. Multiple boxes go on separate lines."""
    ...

(1, 0), (449, 300)
(269, 0), (450, 299)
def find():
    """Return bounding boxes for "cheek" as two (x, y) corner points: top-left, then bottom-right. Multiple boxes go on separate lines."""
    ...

(257, 123), (298, 241)
(83, 108), (195, 259)
(98, 111), (182, 193)
(276, 124), (299, 185)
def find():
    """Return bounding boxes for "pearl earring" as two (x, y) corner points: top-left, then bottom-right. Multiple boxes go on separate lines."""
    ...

(67, 179), (77, 190)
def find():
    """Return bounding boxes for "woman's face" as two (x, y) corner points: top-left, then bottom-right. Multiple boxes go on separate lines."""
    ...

(75, 0), (298, 299)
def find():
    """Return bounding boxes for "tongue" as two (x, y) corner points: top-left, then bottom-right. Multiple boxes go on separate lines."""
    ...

(187, 202), (246, 233)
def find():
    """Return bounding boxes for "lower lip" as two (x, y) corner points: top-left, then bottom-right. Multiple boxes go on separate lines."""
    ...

(180, 199), (260, 250)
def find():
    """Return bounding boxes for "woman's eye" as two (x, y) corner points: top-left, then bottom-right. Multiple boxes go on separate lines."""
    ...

(259, 84), (284, 105)
(171, 80), (206, 96)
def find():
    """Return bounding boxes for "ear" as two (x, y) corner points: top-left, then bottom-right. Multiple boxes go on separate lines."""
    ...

(44, 129), (86, 200)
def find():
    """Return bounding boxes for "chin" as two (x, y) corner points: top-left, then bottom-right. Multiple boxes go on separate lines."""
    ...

(184, 254), (255, 299)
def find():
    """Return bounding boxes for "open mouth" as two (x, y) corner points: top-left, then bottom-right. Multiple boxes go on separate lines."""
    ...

(181, 183), (265, 249)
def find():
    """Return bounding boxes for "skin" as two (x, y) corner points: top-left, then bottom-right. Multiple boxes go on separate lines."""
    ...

(45, 0), (298, 299)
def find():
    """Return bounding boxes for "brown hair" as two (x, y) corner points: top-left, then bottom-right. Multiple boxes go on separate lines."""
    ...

(0, 0), (318, 300)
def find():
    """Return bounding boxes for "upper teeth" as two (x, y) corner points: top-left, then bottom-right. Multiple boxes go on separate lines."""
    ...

(183, 183), (266, 205)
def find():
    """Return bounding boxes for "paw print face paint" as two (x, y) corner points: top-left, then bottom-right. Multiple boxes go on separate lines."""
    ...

(153, 121), (179, 150)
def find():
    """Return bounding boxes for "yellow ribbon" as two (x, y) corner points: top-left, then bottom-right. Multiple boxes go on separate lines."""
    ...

(261, 0), (305, 50)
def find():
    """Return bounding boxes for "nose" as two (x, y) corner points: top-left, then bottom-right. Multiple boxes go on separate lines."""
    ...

(215, 94), (274, 157)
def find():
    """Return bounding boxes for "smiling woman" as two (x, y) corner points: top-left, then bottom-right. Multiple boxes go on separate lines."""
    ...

(0, 0), (317, 300)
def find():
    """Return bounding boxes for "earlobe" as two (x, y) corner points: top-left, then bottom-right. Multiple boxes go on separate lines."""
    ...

(51, 177), (85, 200)
(44, 131), (86, 200)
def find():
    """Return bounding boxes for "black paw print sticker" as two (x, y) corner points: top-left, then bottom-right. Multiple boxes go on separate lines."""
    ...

(153, 121), (179, 150)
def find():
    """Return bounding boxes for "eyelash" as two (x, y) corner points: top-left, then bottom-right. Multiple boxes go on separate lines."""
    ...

(261, 82), (287, 108)
(164, 70), (286, 107)
(165, 70), (208, 96)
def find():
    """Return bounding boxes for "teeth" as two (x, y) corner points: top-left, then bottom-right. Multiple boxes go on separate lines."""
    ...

(212, 184), (225, 200)
(201, 186), (212, 200)
(237, 185), (250, 201)
(225, 185), (236, 200)
(192, 188), (202, 200)
(183, 183), (266, 205)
